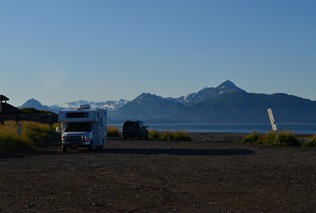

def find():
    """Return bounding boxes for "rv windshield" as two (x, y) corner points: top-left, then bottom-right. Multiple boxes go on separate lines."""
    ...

(65, 122), (91, 132)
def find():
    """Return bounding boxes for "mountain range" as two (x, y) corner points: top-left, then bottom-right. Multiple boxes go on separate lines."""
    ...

(21, 99), (128, 113)
(20, 80), (316, 123)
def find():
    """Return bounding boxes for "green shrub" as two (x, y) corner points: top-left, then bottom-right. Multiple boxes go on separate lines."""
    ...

(241, 131), (300, 147)
(149, 129), (161, 140)
(261, 131), (280, 146)
(23, 121), (52, 146)
(241, 131), (260, 144)
(303, 135), (316, 147)
(0, 120), (55, 153)
(277, 131), (300, 146)
(0, 132), (34, 152)
(149, 130), (191, 141)
(107, 126), (121, 137)
(162, 131), (175, 141)
(167, 130), (191, 141)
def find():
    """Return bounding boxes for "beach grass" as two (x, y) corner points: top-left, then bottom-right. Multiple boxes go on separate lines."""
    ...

(149, 129), (191, 141)
(107, 127), (191, 141)
(0, 120), (56, 153)
(241, 131), (300, 147)
(241, 131), (260, 144)
(107, 126), (121, 137)
(303, 135), (316, 147)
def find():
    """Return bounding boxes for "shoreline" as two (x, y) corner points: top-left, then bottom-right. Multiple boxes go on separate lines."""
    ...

(109, 132), (314, 143)
(109, 123), (316, 135)
(185, 132), (315, 144)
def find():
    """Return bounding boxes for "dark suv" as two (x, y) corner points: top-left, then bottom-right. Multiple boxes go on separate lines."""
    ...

(122, 120), (149, 140)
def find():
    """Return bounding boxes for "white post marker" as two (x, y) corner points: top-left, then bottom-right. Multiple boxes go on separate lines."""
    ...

(267, 108), (280, 143)
(267, 108), (277, 131)
(17, 123), (22, 137)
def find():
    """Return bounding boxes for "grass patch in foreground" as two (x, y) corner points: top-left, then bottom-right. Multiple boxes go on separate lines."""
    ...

(277, 131), (300, 146)
(107, 126), (121, 137)
(23, 121), (53, 146)
(241, 131), (300, 147)
(303, 135), (316, 147)
(0, 120), (56, 153)
(0, 133), (34, 153)
(241, 131), (260, 144)
(149, 130), (191, 141)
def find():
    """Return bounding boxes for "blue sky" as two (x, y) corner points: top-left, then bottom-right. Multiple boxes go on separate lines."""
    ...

(1, 0), (315, 106)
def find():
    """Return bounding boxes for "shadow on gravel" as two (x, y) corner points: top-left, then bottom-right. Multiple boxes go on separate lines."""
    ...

(0, 148), (254, 158)
(102, 148), (255, 156)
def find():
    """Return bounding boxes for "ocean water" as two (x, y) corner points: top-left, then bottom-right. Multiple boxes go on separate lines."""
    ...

(110, 123), (316, 134)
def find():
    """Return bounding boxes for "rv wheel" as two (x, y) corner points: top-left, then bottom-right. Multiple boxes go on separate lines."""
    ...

(96, 145), (103, 150)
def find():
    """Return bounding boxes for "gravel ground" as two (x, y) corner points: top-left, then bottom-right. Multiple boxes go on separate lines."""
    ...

(1, 134), (316, 212)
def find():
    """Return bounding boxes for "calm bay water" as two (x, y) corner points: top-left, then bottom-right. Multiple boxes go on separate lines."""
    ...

(110, 123), (316, 134)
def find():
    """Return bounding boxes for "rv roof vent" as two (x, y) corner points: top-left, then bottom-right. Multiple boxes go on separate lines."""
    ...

(79, 104), (91, 109)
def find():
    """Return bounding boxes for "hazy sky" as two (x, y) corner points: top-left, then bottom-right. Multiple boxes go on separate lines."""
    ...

(1, 0), (315, 106)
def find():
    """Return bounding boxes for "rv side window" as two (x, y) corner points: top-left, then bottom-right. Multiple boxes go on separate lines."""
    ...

(66, 112), (89, 118)
(65, 122), (91, 132)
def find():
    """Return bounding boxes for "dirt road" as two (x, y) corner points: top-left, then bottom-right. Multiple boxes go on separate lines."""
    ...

(1, 136), (316, 212)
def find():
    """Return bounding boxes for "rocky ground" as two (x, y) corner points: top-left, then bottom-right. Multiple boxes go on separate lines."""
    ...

(1, 133), (316, 212)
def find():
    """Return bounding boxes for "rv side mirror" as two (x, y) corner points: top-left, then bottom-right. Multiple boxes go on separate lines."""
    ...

(56, 127), (61, 133)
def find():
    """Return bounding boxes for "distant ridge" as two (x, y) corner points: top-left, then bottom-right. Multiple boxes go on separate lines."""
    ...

(110, 81), (316, 123)
(20, 80), (316, 123)
(170, 80), (246, 105)
(20, 98), (52, 111)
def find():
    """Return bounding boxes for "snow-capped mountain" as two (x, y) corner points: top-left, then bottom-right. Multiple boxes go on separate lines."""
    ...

(18, 80), (316, 123)
(19, 80), (244, 113)
(58, 99), (129, 111)
(169, 80), (246, 105)
(21, 99), (129, 113)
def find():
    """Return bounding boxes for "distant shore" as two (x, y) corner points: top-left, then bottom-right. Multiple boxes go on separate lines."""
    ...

(110, 123), (316, 135)
(187, 132), (314, 144)
(109, 131), (314, 143)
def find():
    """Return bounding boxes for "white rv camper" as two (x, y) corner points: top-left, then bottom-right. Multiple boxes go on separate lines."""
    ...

(58, 105), (107, 152)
